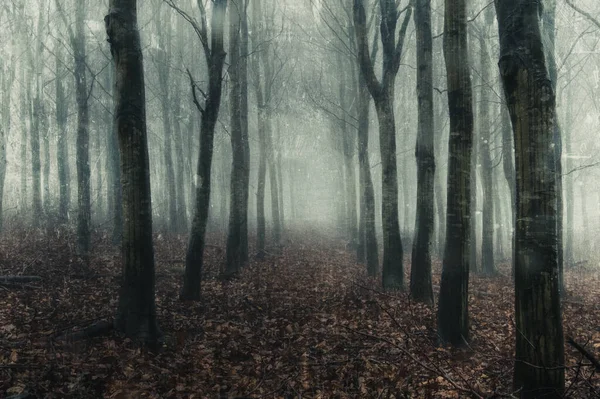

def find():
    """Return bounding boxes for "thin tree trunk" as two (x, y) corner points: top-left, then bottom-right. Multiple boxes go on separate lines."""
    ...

(437, 0), (474, 346)
(73, 0), (91, 261)
(106, 0), (160, 344)
(410, 0), (435, 304)
(495, 0), (565, 395)
(179, 0), (227, 299)
(226, 0), (250, 274)
(353, 0), (411, 290)
(479, 16), (495, 275)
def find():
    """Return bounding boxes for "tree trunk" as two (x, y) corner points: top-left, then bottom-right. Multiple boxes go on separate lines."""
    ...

(266, 117), (281, 245)
(376, 99), (404, 289)
(20, 67), (28, 216)
(105, 66), (122, 244)
(74, 0), (91, 261)
(173, 77), (187, 232)
(479, 16), (495, 275)
(495, 0), (565, 396)
(357, 73), (379, 275)
(353, 0), (411, 290)
(226, 0), (250, 274)
(55, 38), (71, 224)
(0, 52), (15, 232)
(564, 67), (574, 267)
(179, 0), (227, 300)
(542, 0), (564, 294)
(437, 0), (473, 346)
(106, 0), (160, 344)
(410, 0), (435, 305)
(30, 7), (44, 226)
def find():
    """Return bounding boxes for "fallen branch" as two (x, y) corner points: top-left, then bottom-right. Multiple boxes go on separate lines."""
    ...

(567, 336), (600, 372)
(55, 320), (114, 342)
(0, 276), (42, 284)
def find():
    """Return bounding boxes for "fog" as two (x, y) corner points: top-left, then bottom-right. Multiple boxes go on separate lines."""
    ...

(0, 0), (599, 396)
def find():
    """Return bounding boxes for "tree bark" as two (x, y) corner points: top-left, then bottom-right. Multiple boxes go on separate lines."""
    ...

(179, 0), (228, 300)
(73, 0), (91, 261)
(437, 0), (473, 346)
(478, 14), (495, 275)
(410, 0), (435, 305)
(105, 66), (122, 245)
(155, 8), (178, 233)
(353, 0), (411, 290)
(357, 73), (379, 276)
(495, 0), (565, 396)
(106, 0), (160, 344)
(226, 0), (250, 274)
(55, 35), (71, 225)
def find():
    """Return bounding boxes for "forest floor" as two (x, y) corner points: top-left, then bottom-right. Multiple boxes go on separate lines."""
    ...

(0, 227), (599, 398)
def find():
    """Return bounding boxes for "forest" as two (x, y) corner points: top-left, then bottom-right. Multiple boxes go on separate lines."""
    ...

(0, 0), (599, 397)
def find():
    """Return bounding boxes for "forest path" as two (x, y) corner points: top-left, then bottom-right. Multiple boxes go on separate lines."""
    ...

(0, 228), (599, 397)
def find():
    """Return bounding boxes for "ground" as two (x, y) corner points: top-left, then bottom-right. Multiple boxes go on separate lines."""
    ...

(0, 227), (599, 398)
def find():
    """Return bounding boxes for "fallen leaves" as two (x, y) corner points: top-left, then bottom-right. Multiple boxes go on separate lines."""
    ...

(0, 227), (598, 397)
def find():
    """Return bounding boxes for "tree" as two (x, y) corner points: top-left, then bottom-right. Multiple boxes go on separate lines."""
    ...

(153, 4), (178, 233)
(437, 0), (474, 345)
(494, 0), (565, 396)
(106, 0), (160, 343)
(353, 0), (412, 290)
(164, 0), (228, 300)
(226, 0), (251, 274)
(56, 0), (92, 261)
(410, 0), (435, 304)
(477, 9), (495, 275)
(542, 0), (564, 294)
(55, 35), (71, 224)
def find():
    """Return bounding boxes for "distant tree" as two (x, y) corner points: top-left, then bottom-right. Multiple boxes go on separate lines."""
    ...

(0, 37), (16, 233)
(106, 0), (160, 343)
(353, 0), (412, 290)
(164, 0), (228, 300)
(226, 0), (251, 274)
(56, 0), (92, 262)
(153, 5), (178, 233)
(437, 0), (474, 345)
(55, 36), (71, 224)
(476, 9), (495, 275)
(410, 0), (435, 304)
(494, 0), (565, 396)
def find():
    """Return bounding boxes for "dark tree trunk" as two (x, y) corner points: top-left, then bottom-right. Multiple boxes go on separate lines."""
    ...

(353, 0), (411, 290)
(73, 0), (91, 261)
(105, 67), (122, 245)
(437, 0), (474, 346)
(410, 0), (435, 305)
(178, 0), (227, 300)
(479, 14), (495, 275)
(495, 0), (565, 396)
(106, 0), (160, 344)
(226, 0), (250, 274)
(55, 35), (70, 225)
(357, 73), (379, 276)
(337, 53), (358, 245)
